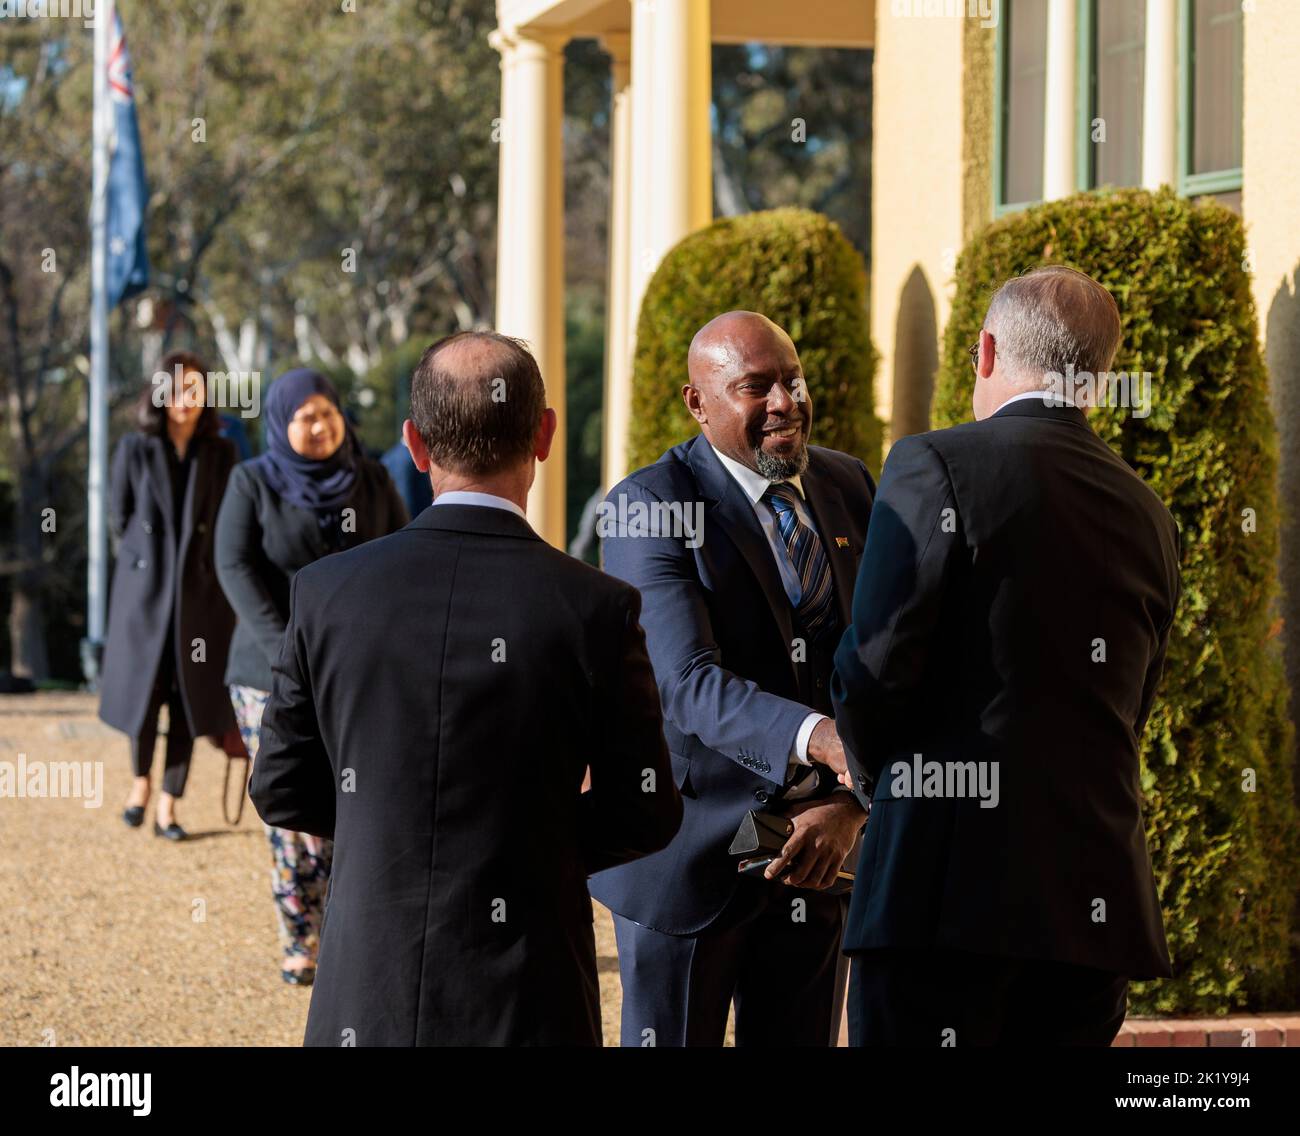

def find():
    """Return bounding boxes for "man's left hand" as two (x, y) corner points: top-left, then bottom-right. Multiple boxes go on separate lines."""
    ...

(764, 795), (865, 890)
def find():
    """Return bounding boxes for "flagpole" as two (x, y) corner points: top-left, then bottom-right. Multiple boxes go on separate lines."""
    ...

(84, 0), (111, 689)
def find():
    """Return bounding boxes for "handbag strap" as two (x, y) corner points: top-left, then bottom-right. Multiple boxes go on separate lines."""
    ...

(223, 754), (250, 826)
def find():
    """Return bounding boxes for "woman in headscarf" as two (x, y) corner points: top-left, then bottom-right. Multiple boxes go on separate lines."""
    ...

(216, 369), (407, 985)
(99, 352), (238, 841)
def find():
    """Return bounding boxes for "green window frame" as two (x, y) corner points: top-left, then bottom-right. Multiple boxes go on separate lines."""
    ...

(1074, 0), (1148, 193)
(1176, 0), (1243, 197)
(993, 0), (1049, 216)
(1074, 0), (1094, 193)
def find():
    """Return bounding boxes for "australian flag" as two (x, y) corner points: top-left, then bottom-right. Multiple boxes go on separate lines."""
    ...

(105, 3), (149, 307)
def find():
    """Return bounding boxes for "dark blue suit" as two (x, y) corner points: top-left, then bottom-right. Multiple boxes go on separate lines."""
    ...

(591, 435), (874, 1045)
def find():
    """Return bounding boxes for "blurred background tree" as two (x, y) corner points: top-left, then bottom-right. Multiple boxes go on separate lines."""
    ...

(712, 44), (871, 261)
(0, 0), (870, 678)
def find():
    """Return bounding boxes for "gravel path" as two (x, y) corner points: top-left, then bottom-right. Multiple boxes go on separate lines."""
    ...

(0, 692), (627, 1046)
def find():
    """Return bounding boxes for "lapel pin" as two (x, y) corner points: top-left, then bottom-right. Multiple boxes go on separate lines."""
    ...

(835, 536), (850, 549)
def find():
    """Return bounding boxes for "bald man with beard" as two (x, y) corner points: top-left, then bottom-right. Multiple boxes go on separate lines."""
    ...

(589, 311), (874, 1046)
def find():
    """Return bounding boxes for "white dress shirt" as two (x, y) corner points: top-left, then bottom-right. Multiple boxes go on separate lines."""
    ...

(990, 389), (1078, 416)
(709, 446), (828, 780)
(430, 489), (528, 519)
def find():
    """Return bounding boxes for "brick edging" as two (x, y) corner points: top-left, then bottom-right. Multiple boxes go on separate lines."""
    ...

(1112, 1015), (1300, 1046)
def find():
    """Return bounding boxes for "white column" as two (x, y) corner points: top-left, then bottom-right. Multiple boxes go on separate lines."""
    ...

(1141, 0), (1179, 189)
(489, 28), (517, 326)
(647, 0), (713, 259)
(627, 0), (712, 361)
(626, 0), (658, 350)
(1042, 0), (1077, 200)
(491, 27), (568, 548)
(601, 33), (633, 489)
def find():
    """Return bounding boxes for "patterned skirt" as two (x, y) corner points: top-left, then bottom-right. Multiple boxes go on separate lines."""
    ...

(229, 684), (333, 961)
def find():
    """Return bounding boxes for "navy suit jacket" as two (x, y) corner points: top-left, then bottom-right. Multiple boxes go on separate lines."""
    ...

(589, 435), (875, 934)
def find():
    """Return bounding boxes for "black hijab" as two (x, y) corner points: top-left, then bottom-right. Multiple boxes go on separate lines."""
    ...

(248, 369), (359, 512)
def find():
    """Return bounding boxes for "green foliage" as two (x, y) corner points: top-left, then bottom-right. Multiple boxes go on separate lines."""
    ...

(628, 208), (880, 476)
(356, 339), (429, 455)
(934, 187), (1300, 1013)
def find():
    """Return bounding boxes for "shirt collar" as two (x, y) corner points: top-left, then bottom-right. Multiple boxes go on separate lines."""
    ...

(991, 389), (1079, 417)
(430, 489), (527, 520)
(710, 444), (805, 504)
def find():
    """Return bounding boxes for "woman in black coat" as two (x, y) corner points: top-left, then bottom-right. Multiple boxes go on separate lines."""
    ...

(216, 368), (407, 985)
(99, 352), (239, 840)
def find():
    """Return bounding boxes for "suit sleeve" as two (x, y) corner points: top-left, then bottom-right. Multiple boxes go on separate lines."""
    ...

(832, 435), (965, 788)
(108, 437), (134, 543)
(1134, 522), (1181, 741)
(601, 478), (814, 786)
(215, 467), (290, 671)
(249, 572), (336, 837)
(580, 587), (682, 875)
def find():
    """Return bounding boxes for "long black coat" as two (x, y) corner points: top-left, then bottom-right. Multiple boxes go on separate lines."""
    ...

(249, 505), (681, 1046)
(99, 431), (239, 739)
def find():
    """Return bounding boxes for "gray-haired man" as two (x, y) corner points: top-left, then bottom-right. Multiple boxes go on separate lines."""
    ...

(832, 266), (1180, 1045)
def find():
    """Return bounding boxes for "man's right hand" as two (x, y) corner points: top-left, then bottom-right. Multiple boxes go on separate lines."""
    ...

(807, 718), (848, 777)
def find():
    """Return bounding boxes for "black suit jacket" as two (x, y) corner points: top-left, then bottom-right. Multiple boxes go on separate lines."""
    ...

(589, 436), (875, 933)
(249, 504), (680, 1046)
(832, 399), (1180, 979)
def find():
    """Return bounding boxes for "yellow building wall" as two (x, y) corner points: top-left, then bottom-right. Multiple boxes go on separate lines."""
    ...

(1243, 3), (1300, 740)
(869, 6), (969, 446)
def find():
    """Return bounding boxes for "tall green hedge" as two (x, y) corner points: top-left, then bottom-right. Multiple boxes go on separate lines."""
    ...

(628, 208), (881, 476)
(934, 187), (1299, 1013)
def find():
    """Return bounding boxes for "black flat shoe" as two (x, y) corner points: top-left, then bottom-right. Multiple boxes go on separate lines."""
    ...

(281, 965), (316, 986)
(122, 806), (145, 828)
(153, 821), (187, 841)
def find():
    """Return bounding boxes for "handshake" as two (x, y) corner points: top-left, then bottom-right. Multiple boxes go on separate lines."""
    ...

(756, 719), (864, 892)
(808, 717), (852, 788)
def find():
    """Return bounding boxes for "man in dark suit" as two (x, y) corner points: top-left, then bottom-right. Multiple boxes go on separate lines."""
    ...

(832, 265), (1180, 1046)
(591, 311), (873, 1046)
(250, 331), (680, 1046)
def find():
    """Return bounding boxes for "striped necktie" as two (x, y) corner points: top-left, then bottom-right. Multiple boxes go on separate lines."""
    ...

(763, 482), (838, 643)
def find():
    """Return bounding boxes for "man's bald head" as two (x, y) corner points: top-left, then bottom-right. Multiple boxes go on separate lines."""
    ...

(681, 310), (812, 480)
(688, 311), (797, 394)
(410, 330), (547, 475)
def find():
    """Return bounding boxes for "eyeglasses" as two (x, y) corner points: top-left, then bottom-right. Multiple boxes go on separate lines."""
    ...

(967, 341), (980, 370)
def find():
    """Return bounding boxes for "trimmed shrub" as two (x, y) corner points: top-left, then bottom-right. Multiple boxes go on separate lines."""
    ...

(628, 208), (880, 476)
(934, 187), (1299, 1013)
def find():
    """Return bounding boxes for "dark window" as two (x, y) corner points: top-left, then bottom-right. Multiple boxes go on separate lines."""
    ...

(1188, 0), (1243, 176)
(999, 0), (1049, 207)
(1086, 0), (1146, 188)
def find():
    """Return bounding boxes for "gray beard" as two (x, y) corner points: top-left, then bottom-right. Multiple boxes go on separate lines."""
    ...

(753, 442), (809, 482)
